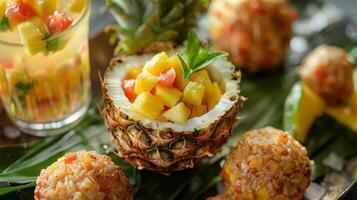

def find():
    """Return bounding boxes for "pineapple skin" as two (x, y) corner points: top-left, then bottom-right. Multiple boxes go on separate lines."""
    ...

(220, 127), (311, 200)
(209, 0), (296, 73)
(101, 63), (244, 174)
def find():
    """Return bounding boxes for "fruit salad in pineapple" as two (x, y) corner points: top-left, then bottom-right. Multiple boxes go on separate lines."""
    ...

(122, 52), (223, 124)
(0, 0), (90, 126)
(102, 32), (245, 174)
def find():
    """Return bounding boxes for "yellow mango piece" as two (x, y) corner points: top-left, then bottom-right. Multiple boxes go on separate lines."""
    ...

(191, 104), (207, 117)
(0, 0), (6, 20)
(154, 84), (182, 108)
(190, 70), (213, 94)
(17, 22), (46, 55)
(183, 81), (205, 106)
(125, 66), (142, 80)
(134, 71), (159, 94)
(132, 92), (164, 119)
(162, 102), (191, 124)
(295, 84), (325, 142)
(206, 82), (222, 110)
(143, 52), (171, 75)
(169, 55), (188, 90)
(39, 0), (58, 16)
(29, 17), (47, 37)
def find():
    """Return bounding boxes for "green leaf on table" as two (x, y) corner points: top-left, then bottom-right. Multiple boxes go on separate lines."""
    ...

(0, 17), (10, 32)
(178, 31), (228, 80)
(0, 182), (35, 196)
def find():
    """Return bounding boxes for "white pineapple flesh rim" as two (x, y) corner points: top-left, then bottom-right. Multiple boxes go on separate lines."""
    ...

(105, 52), (240, 132)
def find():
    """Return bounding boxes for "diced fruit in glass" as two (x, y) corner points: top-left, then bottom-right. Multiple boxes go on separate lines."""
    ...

(17, 22), (46, 55)
(143, 52), (171, 75)
(39, 0), (58, 16)
(162, 102), (191, 124)
(191, 104), (207, 117)
(190, 70), (213, 94)
(0, 0), (6, 20)
(206, 82), (222, 110)
(132, 92), (164, 119)
(134, 71), (159, 94)
(69, 0), (86, 12)
(159, 67), (176, 87)
(154, 84), (182, 108)
(125, 66), (141, 80)
(183, 81), (205, 106)
(169, 55), (188, 90)
(7, 1), (36, 26)
(47, 12), (73, 34)
(121, 79), (137, 102)
(29, 17), (46, 37)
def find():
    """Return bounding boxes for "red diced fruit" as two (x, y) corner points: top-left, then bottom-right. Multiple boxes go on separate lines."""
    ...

(121, 79), (137, 102)
(0, 59), (13, 70)
(7, 1), (36, 26)
(47, 12), (73, 34)
(159, 68), (176, 87)
(64, 154), (77, 164)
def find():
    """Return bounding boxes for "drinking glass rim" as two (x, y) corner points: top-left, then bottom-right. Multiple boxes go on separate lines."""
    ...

(0, 0), (91, 47)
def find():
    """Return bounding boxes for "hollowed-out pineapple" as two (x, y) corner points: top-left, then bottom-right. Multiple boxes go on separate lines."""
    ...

(101, 52), (244, 174)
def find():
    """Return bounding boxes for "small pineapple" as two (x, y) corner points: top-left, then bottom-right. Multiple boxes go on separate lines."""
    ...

(17, 22), (46, 55)
(154, 84), (182, 108)
(132, 92), (163, 119)
(107, 0), (207, 55)
(134, 71), (159, 94)
(183, 81), (205, 106)
(143, 52), (171, 75)
(162, 102), (191, 124)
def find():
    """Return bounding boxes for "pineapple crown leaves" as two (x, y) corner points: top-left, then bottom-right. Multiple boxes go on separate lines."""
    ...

(106, 0), (207, 55)
(178, 31), (228, 80)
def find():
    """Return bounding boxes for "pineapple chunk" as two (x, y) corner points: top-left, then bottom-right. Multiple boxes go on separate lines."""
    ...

(183, 81), (205, 106)
(206, 82), (222, 110)
(29, 17), (47, 37)
(143, 52), (171, 75)
(162, 102), (191, 124)
(40, 0), (58, 16)
(134, 71), (159, 94)
(190, 70), (213, 94)
(169, 55), (188, 90)
(69, 0), (86, 12)
(125, 65), (142, 80)
(17, 22), (46, 55)
(154, 84), (182, 108)
(132, 92), (163, 119)
(0, 0), (6, 20)
(191, 104), (207, 117)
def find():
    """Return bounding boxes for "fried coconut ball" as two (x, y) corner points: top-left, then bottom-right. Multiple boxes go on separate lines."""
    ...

(209, 0), (297, 72)
(34, 151), (133, 200)
(300, 45), (354, 105)
(217, 127), (311, 200)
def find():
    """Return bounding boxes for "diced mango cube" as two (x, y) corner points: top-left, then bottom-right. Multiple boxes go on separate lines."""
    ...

(143, 52), (171, 75)
(191, 104), (207, 117)
(154, 84), (182, 108)
(39, 0), (58, 16)
(69, 0), (86, 12)
(206, 82), (222, 110)
(134, 71), (159, 94)
(169, 55), (188, 90)
(17, 22), (46, 55)
(0, 0), (6, 20)
(124, 65), (142, 80)
(162, 102), (191, 124)
(190, 70), (213, 94)
(183, 82), (205, 106)
(29, 17), (47, 37)
(132, 92), (163, 119)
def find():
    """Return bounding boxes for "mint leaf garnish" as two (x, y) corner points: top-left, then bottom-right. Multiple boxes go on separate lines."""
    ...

(0, 17), (10, 32)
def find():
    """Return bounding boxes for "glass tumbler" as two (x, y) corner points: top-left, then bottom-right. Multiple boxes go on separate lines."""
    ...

(0, 1), (91, 136)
